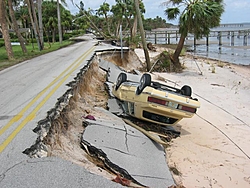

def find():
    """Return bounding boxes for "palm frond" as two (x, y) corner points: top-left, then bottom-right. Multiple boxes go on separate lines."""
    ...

(164, 7), (180, 20)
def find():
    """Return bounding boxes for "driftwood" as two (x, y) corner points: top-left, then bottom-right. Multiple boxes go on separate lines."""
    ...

(147, 42), (156, 51)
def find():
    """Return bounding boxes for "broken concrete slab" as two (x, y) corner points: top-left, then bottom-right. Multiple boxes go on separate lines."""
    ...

(82, 107), (175, 188)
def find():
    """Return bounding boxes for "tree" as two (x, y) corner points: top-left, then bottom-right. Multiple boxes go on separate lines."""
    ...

(96, 2), (111, 36)
(143, 16), (172, 30)
(74, 2), (107, 38)
(42, 1), (71, 43)
(26, 0), (42, 50)
(7, 0), (27, 53)
(56, 0), (69, 44)
(0, 0), (14, 60)
(37, 0), (44, 49)
(61, 8), (72, 34)
(57, 0), (62, 44)
(163, 0), (224, 69)
(110, 3), (124, 37)
(113, 0), (145, 40)
(42, 1), (58, 43)
(134, 0), (150, 71)
(15, 5), (29, 29)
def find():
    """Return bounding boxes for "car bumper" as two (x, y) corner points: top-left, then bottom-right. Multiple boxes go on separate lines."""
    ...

(133, 102), (195, 126)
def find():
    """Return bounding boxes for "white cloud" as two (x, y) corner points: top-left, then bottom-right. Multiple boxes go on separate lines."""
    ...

(225, 0), (250, 9)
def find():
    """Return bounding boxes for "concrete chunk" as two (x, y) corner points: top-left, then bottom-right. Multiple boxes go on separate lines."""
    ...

(82, 108), (175, 187)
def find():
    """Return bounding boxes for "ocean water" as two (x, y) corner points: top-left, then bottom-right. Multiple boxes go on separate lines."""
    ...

(186, 36), (250, 65)
(146, 24), (250, 65)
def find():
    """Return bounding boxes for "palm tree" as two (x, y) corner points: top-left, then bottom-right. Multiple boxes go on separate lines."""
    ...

(57, 0), (70, 44)
(75, 2), (107, 38)
(97, 2), (111, 36)
(61, 8), (72, 34)
(26, 0), (42, 50)
(57, 0), (62, 44)
(0, 0), (14, 60)
(163, 0), (224, 70)
(135, 0), (150, 71)
(114, 0), (142, 40)
(7, 0), (27, 53)
(37, 0), (44, 49)
(110, 3), (124, 37)
(42, 1), (58, 43)
(15, 6), (29, 29)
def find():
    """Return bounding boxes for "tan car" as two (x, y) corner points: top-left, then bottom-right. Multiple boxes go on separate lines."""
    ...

(112, 73), (200, 126)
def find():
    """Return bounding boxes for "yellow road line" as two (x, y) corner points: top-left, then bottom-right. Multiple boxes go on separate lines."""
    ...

(0, 46), (95, 153)
(0, 46), (95, 136)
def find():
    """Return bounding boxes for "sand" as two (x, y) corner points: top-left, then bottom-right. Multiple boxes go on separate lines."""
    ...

(135, 47), (250, 188)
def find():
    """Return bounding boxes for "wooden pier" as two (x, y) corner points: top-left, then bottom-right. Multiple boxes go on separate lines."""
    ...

(145, 27), (250, 46)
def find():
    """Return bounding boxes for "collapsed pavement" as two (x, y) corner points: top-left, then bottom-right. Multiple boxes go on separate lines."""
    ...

(23, 45), (176, 187)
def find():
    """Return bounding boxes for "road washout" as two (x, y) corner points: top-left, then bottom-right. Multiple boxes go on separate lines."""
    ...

(22, 50), (175, 187)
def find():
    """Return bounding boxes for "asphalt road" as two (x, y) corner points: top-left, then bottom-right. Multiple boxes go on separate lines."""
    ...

(0, 35), (123, 187)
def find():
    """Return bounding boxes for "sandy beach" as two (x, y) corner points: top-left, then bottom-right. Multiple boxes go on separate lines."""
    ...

(135, 47), (250, 188)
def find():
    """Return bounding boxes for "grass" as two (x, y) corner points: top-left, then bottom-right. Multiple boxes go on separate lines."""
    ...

(211, 64), (216, 73)
(0, 40), (74, 71)
(217, 61), (224, 68)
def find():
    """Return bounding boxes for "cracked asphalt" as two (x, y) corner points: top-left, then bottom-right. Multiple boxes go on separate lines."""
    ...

(0, 157), (122, 188)
(0, 34), (175, 187)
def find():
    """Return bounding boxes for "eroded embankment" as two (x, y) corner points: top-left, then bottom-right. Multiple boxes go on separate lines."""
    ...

(23, 50), (144, 180)
(23, 54), (108, 158)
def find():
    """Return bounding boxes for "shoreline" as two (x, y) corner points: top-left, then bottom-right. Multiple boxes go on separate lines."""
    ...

(186, 52), (250, 68)
(186, 44), (250, 66)
(134, 47), (250, 188)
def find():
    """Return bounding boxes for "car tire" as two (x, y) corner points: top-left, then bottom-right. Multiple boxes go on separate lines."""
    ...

(136, 73), (151, 95)
(115, 72), (127, 90)
(181, 85), (192, 96)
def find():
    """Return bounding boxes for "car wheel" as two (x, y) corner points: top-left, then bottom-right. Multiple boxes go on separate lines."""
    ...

(181, 85), (192, 96)
(136, 73), (151, 95)
(115, 72), (127, 90)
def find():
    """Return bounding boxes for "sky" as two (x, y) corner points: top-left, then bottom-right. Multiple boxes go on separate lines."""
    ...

(66, 0), (250, 24)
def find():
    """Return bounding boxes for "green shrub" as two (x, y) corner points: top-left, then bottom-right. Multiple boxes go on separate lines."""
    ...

(63, 33), (72, 40)
(0, 39), (4, 48)
(160, 51), (171, 68)
(150, 51), (173, 72)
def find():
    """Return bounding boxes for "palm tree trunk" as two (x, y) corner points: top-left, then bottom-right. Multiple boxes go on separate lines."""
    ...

(30, 0), (42, 50)
(37, 0), (44, 49)
(131, 14), (138, 38)
(26, 0), (42, 51)
(57, 0), (62, 44)
(8, 0), (27, 53)
(172, 33), (186, 68)
(0, 0), (14, 60)
(104, 14), (111, 36)
(134, 0), (150, 71)
(52, 28), (56, 43)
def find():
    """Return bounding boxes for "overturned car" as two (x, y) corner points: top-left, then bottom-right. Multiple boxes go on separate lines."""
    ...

(112, 73), (200, 126)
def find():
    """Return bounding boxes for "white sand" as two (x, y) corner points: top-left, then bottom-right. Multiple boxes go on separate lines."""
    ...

(135, 48), (250, 188)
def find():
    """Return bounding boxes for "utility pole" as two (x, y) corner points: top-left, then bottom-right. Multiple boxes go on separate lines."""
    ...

(120, 25), (123, 59)
(134, 0), (151, 71)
